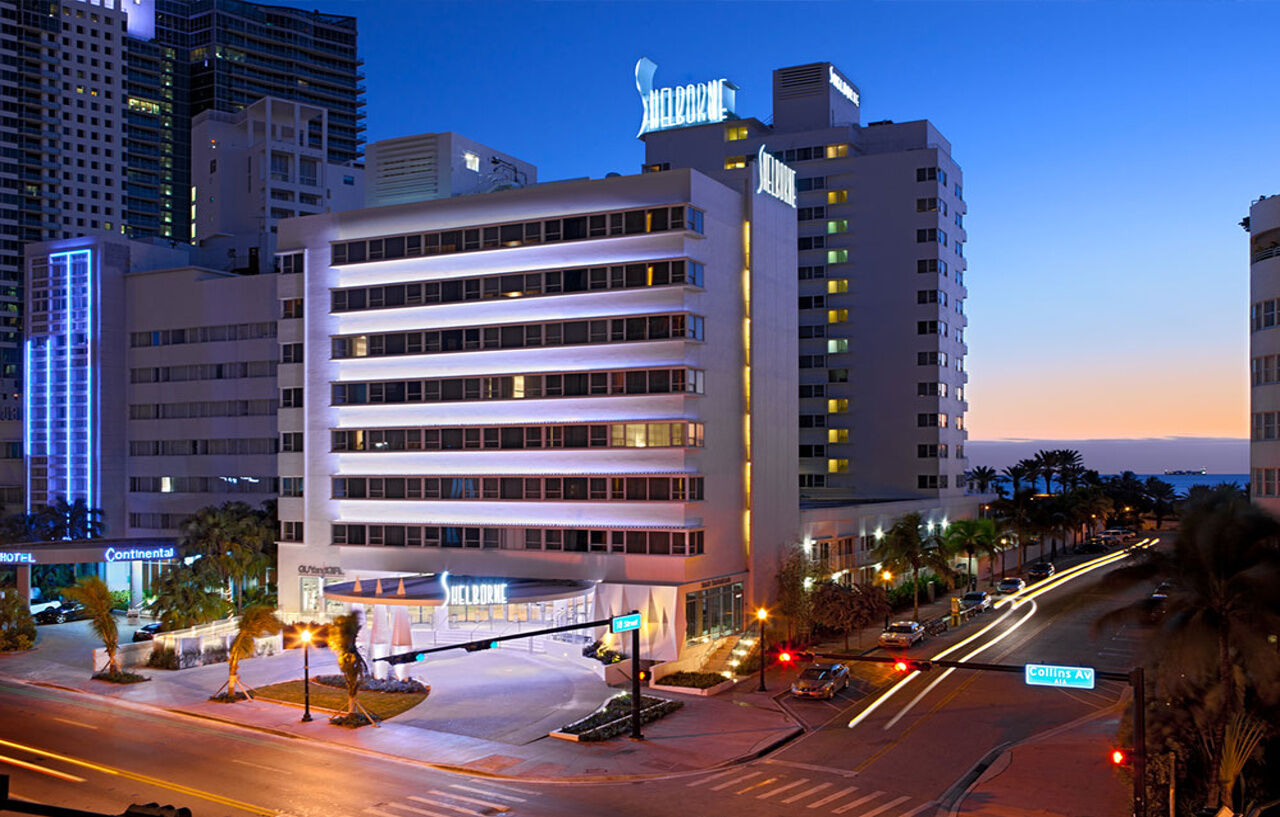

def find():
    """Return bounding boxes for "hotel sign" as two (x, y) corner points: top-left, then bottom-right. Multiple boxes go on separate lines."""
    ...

(440, 571), (508, 607)
(0, 552), (35, 564)
(105, 546), (176, 562)
(636, 57), (737, 137)
(756, 146), (797, 208)
(829, 66), (860, 106)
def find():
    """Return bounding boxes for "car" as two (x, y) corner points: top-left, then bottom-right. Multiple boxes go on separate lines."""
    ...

(132, 622), (163, 642)
(1150, 580), (1175, 601)
(1027, 562), (1056, 582)
(878, 620), (926, 648)
(1073, 540), (1108, 554)
(34, 600), (86, 625)
(996, 577), (1026, 594)
(790, 663), (850, 699)
(961, 591), (992, 612)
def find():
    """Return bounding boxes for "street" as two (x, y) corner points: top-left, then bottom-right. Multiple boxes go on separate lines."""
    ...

(0, 545), (1151, 817)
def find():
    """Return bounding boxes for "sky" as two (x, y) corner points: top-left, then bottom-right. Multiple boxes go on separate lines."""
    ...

(283, 0), (1268, 443)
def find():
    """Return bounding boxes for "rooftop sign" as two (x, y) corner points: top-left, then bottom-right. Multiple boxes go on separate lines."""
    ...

(829, 66), (860, 106)
(636, 57), (737, 137)
(756, 146), (797, 208)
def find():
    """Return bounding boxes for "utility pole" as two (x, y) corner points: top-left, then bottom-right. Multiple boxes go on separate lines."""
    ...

(630, 623), (643, 740)
(1132, 665), (1146, 817)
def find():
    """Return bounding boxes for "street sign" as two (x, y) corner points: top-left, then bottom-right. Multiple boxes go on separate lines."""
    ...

(611, 612), (642, 633)
(1024, 663), (1096, 690)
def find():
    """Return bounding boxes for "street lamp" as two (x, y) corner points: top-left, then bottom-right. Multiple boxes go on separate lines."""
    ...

(755, 608), (769, 692)
(999, 537), (1008, 579)
(300, 628), (313, 723)
(881, 570), (893, 628)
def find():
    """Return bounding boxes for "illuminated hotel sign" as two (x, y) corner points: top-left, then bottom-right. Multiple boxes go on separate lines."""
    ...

(635, 57), (737, 137)
(0, 552), (35, 564)
(440, 571), (508, 607)
(829, 66), (860, 106)
(756, 146), (797, 208)
(105, 546), (176, 562)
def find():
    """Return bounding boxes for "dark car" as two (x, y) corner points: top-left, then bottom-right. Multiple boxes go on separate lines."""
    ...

(1073, 539), (1108, 555)
(34, 600), (87, 625)
(132, 622), (163, 642)
(961, 591), (992, 612)
(1027, 562), (1056, 582)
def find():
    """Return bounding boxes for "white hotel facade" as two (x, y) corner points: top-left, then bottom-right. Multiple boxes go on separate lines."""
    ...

(276, 168), (799, 661)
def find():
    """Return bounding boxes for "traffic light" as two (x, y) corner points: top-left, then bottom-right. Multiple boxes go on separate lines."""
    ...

(1110, 748), (1131, 767)
(778, 651), (793, 665)
(122, 804), (193, 817)
(637, 668), (651, 683)
(463, 640), (498, 652)
(892, 659), (933, 673)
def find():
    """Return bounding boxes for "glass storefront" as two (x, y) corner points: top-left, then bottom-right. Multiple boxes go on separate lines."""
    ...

(684, 581), (743, 644)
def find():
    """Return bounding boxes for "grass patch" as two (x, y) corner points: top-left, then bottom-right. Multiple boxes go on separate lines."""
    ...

(250, 679), (427, 722)
(559, 693), (682, 741)
(655, 671), (727, 689)
(91, 670), (148, 684)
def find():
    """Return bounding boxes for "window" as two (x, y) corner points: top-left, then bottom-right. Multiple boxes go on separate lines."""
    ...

(827, 458), (849, 473)
(799, 295), (826, 310)
(797, 176), (826, 191)
(799, 414), (828, 428)
(917, 320), (947, 336)
(918, 444), (949, 458)
(827, 219), (848, 234)
(798, 265), (826, 280)
(463, 151), (480, 172)
(799, 474), (826, 488)
(281, 388), (303, 409)
(800, 384), (827, 398)
(724, 155), (747, 170)
(642, 162), (670, 173)
(281, 343), (303, 364)
(281, 477), (303, 497)
(827, 190), (848, 205)
(917, 413), (947, 427)
(281, 299), (303, 319)
(799, 354), (826, 368)
(917, 382), (948, 397)
(798, 206), (827, 221)
(281, 521), (303, 541)
(827, 338), (848, 354)
(916, 228), (947, 245)
(798, 236), (826, 250)
(828, 368), (849, 383)
(828, 428), (849, 443)
(281, 432), (304, 452)
(828, 308), (848, 323)
(918, 351), (948, 366)
(916, 167), (948, 184)
(917, 290), (947, 305)
(826, 144), (849, 158)
(685, 581), (742, 644)
(827, 249), (848, 264)
(828, 398), (849, 413)
(799, 444), (826, 458)
(725, 125), (749, 141)
(916, 198), (947, 214)
(277, 252), (303, 275)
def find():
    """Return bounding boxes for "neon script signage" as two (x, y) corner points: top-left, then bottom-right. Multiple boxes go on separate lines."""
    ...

(0, 552), (35, 564)
(105, 546), (175, 562)
(636, 57), (737, 137)
(756, 146), (797, 208)
(440, 571), (508, 606)
(829, 66), (859, 106)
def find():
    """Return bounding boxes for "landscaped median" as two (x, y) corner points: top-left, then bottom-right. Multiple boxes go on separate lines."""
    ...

(649, 670), (736, 697)
(550, 693), (682, 742)
(247, 675), (429, 723)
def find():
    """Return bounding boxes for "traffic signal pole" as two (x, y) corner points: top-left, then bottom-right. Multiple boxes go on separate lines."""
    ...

(630, 626), (643, 740)
(821, 653), (1146, 817)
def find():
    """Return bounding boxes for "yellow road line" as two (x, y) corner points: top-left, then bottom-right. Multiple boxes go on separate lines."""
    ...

(0, 751), (86, 783)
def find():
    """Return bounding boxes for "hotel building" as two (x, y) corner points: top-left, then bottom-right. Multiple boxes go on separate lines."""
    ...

(1248, 194), (1280, 513)
(642, 61), (969, 502)
(364, 132), (537, 208)
(275, 167), (798, 661)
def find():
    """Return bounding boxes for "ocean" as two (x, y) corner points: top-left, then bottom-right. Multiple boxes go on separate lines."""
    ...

(1126, 473), (1249, 497)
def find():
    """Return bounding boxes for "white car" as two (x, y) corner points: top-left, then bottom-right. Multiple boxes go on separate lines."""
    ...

(878, 621), (926, 648)
(961, 591), (992, 612)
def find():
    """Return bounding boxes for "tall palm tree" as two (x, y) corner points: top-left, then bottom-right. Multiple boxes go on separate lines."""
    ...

(1001, 463), (1029, 499)
(327, 613), (369, 721)
(1097, 493), (1280, 809)
(182, 502), (274, 611)
(945, 518), (1000, 587)
(222, 604), (283, 700)
(63, 576), (119, 675)
(151, 564), (228, 631)
(1032, 450), (1056, 494)
(967, 465), (998, 494)
(872, 512), (954, 622)
(1144, 477), (1177, 529)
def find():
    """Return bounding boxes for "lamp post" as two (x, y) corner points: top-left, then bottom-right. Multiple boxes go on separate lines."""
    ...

(755, 608), (769, 692)
(881, 570), (893, 629)
(999, 537), (1008, 580)
(300, 628), (313, 723)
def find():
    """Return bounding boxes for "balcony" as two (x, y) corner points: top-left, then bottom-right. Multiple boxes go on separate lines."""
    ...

(1253, 245), (1280, 265)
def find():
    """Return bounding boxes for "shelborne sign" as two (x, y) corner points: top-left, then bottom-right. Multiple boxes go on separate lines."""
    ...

(440, 571), (509, 607)
(635, 57), (737, 137)
(756, 145), (797, 208)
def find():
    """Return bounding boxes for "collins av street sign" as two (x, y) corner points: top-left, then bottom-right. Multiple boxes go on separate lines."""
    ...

(1024, 663), (1096, 690)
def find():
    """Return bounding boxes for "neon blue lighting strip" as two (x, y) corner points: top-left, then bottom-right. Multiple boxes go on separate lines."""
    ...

(46, 250), (93, 508)
(22, 338), (30, 514)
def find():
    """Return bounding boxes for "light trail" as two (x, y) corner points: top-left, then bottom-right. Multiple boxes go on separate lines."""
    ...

(848, 537), (1158, 730)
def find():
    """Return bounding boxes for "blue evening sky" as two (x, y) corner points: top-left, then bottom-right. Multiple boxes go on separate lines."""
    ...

(285, 1), (1269, 442)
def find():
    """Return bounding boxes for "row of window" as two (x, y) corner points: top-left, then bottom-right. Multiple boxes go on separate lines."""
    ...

(1252, 412), (1280, 440)
(1252, 299), (1280, 332)
(129, 438), (278, 457)
(918, 320), (949, 336)
(329, 205), (705, 266)
(329, 523), (705, 556)
(1254, 469), (1278, 497)
(129, 399), (278, 420)
(331, 475), (705, 502)
(331, 422), (704, 452)
(128, 512), (188, 530)
(332, 314), (705, 359)
(918, 413), (965, 429)
(129, 476), (277, 493)
(918, 444), (951, 458)
(1253, 355), (1280, 385)
(331, 368), (704, 405)
(918, 474), (952, 489)
(129, 360), (277, 384)
(129, 322), (276, 348)
(330, 260), (704, 312)
(522, 528), (704, 555)
(772, 144), (849, 163)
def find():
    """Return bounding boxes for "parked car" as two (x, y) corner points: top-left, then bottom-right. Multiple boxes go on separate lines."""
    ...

(961, 591), (992, 612)
(28, 590), (62, 618)
(996, 577), (1026, 594)
(878, 621), (926, 648)
(1027, 562), (1056, 582)
(34, 600), (87, 625)
(1073, 539), (1108, 554)
(132, 622), (163, 642)
(790, 663), (850, 699)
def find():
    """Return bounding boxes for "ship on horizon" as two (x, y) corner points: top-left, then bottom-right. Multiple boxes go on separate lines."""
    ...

(1163, 468), (1208, 476)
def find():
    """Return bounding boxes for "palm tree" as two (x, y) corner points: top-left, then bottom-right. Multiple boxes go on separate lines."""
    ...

(967, 465), (998, 494)
(182, 502), (275, 611)
(221, 604), (283, 700)
(1001, 463), (1029, 499)
(872, 512), (954, 622)
(150, 564), (228, 631)
(63, 576), (119, 675)
(1096, 493), (1280, 809)
(1144, 477), (1177, 529)
(327, 613), (369, 721)
(1055, 449), (1083, 489)
(1032, 450), (1056, 494)
(944, 518), (1000, 587)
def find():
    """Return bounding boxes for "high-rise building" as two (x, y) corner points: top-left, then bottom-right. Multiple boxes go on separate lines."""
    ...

(274, 168), (798, 661)
(643, 61), (969, 502)
(365, 132), (537, 208)
(1248, 195), (1280, 512)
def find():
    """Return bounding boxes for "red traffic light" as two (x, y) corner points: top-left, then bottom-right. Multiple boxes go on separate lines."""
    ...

(637, 669), (651, 682)
(1111, 749), (1128, 766)
(778, 651), (793, 664)
(892, 658), (933, 673)
(894, 660), (909, 672)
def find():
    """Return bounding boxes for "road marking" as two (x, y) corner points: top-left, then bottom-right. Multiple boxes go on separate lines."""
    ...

(808, 785), (857, 808)
(762, 758), (860, 777)
(0, 752), (86, 783)
(736, 776), (778, 794)
(367, 810), (417, 817)
(408, 794), (486, 816)
(833, 790), (884, 814)
(758, 778), (809, 799)
(426, 789), (511, 812)
(783, 781), (831, 803)
(710, 771), (761, 791)
(49, 717), (97, 730)
(449, 784), (528, 803)
(898, 802), (938, 817)
(380, 804), (445, 817)
(687, 768), (740, 787)
(857, 794), (910, 817)
(231, 758), (293, 775)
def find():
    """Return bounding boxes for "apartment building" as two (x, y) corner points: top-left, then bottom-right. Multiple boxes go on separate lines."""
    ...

(1248, 194), (1280, 513)
(275, 167), (798, 661)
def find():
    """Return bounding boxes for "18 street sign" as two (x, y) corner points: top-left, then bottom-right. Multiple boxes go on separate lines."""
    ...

(611, 613), (642, 633)
(1024, 663), (1096, 690)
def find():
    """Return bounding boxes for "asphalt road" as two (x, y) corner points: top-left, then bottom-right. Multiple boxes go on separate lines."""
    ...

(0, 545), (1153, 817)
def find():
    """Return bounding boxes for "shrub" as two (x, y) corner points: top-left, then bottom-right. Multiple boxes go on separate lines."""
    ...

(313, 674), (429, 694)
(559, 694), (682, 740)
(92, 670), (148, 684)
(0, 589), (36, 652)
(582, 639), (624, 665)
(655, 671), (727, 689)
(329, 712), (373, 728)
(146, 644), (178, 670)
(887, 573), (943, 612)
(109, 590), (132, 611)
(208, 691), (249, 703)
(201, 644), (229, 665)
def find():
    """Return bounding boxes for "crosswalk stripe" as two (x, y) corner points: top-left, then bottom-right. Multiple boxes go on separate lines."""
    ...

(758, 778), (810, 800)
(808, 785), (858, 809)
(857, 794), (911, 817)
(737, 777), (779, 795)
(688, 768), (741, 787)
(407, 794), (486, 817)
(383, 804), (445, 817)
(897, 801), (937, 817)
(426, 789), (511, 813)
(832, 790), (884, 814)
(711, 771), (761, 791)
(449, 784), (528, 803)
(364, 810), (406, 817)
(783, 781), (831, 804)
